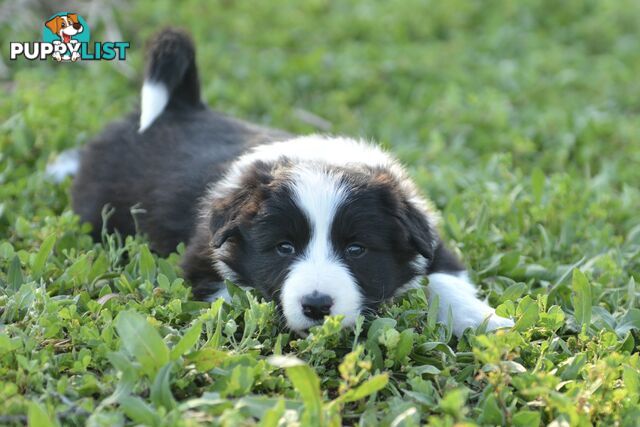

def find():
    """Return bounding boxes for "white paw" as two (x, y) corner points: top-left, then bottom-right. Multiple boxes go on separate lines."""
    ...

(427, 272), (515, 336)
(45, 149), (80, 182)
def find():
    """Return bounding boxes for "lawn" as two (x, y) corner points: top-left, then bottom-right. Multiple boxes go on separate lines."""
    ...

(1, 0), (640, 425)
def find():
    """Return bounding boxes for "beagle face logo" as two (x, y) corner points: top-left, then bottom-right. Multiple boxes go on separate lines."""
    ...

(9, 12), (129, 62)
(43, 13), (90, 61)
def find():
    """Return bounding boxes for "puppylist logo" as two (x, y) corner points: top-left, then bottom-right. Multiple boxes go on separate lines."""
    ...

(9, 12), (129, 62)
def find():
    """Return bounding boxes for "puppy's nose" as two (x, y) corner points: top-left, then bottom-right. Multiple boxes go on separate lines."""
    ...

(301, 291), (333, 320)
(73, 23), (82, 30)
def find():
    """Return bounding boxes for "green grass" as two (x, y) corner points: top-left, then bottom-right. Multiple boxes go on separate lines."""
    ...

(1, 0), (640, 425)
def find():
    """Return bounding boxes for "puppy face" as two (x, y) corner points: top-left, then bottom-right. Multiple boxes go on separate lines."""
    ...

(206, 138), (436, 333)
(45, 14), (83, 39)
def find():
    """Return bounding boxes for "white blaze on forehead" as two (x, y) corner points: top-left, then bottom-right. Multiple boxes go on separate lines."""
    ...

(280, 166), (363, 331)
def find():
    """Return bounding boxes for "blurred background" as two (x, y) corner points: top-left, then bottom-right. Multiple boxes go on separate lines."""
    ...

(1, 0), (639, 291)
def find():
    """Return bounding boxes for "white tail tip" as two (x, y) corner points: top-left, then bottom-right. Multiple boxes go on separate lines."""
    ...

(139, 81), (169, 133)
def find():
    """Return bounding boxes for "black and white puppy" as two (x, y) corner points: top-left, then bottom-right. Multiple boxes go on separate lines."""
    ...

(65, 29), (513, 336)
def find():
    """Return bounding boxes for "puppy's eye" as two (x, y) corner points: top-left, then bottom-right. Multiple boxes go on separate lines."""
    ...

(61, 23), (66, 27)
(276, 241), (295, 256)
(345, 244), (366, 258)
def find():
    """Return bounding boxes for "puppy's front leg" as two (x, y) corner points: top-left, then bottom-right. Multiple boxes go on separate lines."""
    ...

(181, 227), (227, 302)
(427, 272), (514, 336)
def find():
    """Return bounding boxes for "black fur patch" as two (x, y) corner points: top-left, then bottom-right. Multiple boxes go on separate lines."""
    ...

(213, 164), (312, 299)
(330, 169), (431, 306)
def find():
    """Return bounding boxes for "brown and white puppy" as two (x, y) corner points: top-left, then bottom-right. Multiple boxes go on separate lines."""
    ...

(45, 13), (83, 61)
(64, 29), (513, 336)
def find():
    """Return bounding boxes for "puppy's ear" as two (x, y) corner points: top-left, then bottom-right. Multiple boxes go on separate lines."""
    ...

(45, 16), (61, 34)
(209, 191), (251, 248)
(400, 201), (437, 265)
(209, 161), (274, 248)
(372, 170), (437, 264)
(427, 241), (465, 274)
(67, 13), (79, 23)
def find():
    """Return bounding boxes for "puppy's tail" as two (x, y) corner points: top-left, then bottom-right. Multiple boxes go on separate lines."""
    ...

(139, 28), (202, 133)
